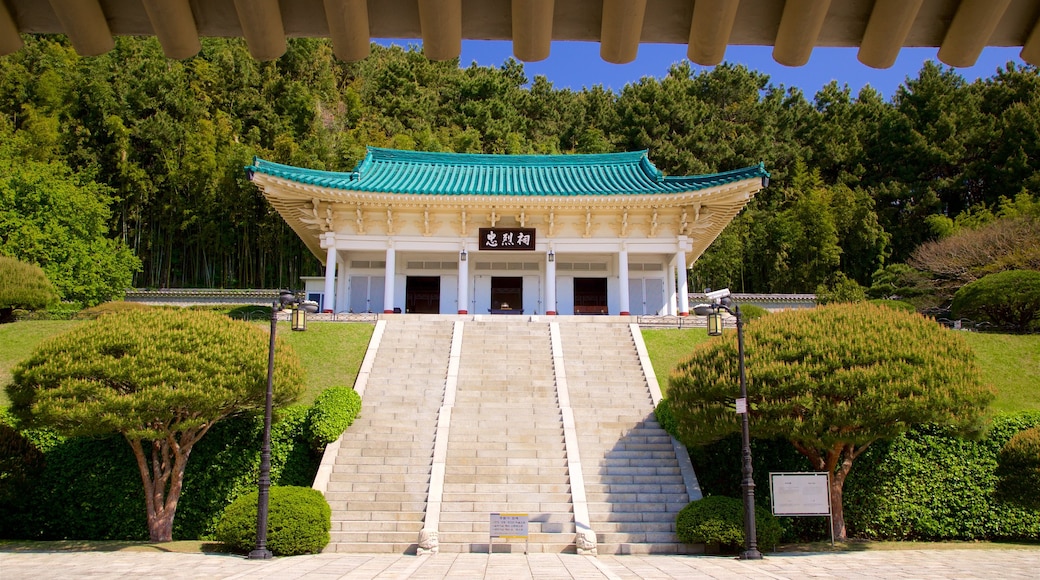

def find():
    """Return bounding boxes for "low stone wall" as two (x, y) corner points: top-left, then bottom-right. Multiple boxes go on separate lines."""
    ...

(124, 289), (279, 307)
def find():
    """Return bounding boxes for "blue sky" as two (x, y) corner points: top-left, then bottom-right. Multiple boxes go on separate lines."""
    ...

(383, 39), (1030, 102)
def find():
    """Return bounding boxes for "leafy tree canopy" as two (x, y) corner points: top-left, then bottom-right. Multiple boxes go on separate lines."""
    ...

(0, 122), (140, 305)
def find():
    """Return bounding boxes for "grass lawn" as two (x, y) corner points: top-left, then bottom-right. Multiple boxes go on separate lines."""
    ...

(641, 328), (709, 395)
(279, 321), (374, 404)
(961, 332), (1040, 413)
(0, 320), (81, 407)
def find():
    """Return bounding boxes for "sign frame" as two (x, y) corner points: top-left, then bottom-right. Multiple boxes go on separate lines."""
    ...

(489, 512), (529, 554)
(769, 471), (834, 545)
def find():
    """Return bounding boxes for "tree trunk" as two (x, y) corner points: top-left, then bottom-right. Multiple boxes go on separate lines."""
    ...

(830, 473), (847, 541)
(126, 429), (208, 542)
(791, 441), (872, 542)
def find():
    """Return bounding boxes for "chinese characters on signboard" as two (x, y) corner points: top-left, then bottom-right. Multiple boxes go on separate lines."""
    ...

(478, 228), (536, 251)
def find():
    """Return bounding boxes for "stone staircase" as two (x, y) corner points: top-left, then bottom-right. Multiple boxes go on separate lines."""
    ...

(439, 320), (574, 552)
(321, 318), (453, 553)
(316, 315), (700, 555)
(560, 322), (697, 554)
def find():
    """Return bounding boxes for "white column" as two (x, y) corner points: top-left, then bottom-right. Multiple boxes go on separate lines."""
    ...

(618, 248), (630, 316)
(677, 250), (690, 316)
(383, 244), (395, 314)
(457, 248), (469, 314)
(323, 239), (336, 313)
(666, 257), (677, 315)
(546, 249), (557, 315)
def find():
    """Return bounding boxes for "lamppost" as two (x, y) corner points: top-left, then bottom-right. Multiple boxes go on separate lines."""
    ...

(248, 290), (318, 560)
(693, 288), (763, 560)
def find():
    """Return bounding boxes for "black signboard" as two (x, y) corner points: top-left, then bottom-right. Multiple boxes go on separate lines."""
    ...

(478, 228), (536, 251)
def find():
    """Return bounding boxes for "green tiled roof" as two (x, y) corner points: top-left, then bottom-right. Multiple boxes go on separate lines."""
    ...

(248, 147), (768, 197)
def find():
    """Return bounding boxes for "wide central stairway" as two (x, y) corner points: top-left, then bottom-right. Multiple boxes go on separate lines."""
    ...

(314, 316), (701, 555)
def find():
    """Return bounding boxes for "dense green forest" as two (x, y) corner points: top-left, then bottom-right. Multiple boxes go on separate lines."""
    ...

(1, 35), (1038, 306)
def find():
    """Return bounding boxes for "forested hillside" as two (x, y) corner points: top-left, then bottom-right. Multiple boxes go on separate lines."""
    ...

(1, 35), (1038, 304)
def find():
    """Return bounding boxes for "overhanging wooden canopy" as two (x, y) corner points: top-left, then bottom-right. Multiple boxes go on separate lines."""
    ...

(2, 1), (1039, 69)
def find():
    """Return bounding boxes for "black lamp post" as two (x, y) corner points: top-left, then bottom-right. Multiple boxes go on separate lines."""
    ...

(694, 289), (763, 560)
(248, 290), (318, 560)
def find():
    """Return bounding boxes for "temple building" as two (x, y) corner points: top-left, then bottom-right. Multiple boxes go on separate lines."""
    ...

(246, 148), (768, 316)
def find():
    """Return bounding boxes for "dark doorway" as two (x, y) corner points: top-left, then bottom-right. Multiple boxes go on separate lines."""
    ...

(574, 277), (608, 315)
(406, 276), (440, 313)
(491, 277), (523, 312)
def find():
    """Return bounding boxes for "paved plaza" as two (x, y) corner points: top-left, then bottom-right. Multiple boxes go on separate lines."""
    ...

(2, 548), (1039, 579)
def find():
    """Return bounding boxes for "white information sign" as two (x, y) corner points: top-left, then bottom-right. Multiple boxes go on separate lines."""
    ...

(489, 513), (529, 538)
(770, 472), (831, 516)
(489, 512), (529, 554)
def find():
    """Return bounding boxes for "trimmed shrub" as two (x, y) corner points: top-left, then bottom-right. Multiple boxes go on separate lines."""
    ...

(0, 256), (59, 322)
(307, 386), (362, 451)
(996, 426), (1040, 510)
(654, 398), (677, 439)
(214, 486), (331, 556)
(676, 495), (782, 552)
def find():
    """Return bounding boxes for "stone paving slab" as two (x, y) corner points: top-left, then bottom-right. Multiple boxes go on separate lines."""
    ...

(2, 549), (1039, 579)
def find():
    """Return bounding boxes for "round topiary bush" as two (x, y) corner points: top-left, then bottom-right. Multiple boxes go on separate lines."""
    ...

(676, 495), (782, 552)
(307, 386), (362, 451)
(214, 486), (331, 556)
(996, 426), (1040, 509)
(654, 398), (678, 439)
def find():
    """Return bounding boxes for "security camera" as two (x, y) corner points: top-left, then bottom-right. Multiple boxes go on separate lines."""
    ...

(704, 288), (731, 301)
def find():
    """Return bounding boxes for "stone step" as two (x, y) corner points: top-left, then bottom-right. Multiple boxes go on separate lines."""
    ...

(323, 542), (418, 554)
(331, 510), (427, 523)
(329, 519), (424, 533)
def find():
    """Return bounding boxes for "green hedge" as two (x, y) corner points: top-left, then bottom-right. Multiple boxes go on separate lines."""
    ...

(307, 386), (362, 451)
(844, 412), (1040, 541)
(214, 486), (331, 556)
(0, 407), (319, 540)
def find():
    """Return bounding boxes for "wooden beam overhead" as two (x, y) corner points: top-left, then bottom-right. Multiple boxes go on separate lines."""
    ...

(2, 1), (1037, 67)
(858, 0), (924, 69)
(512, 0), (555, 62)
(232, 0), (286, 61)
(600, 0), (647, 64)
(0, 2), (22, 57)
(418, 0), (462, 61)
(324, 0), (371, 62)
(1022, 18), (1040, 66)
(47, 0), (114, 56)
(141, 0), (200, 60)
(773, 0), (831, 67)
(938, 0), (1013, 67)
(687, 0), (740, 66)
